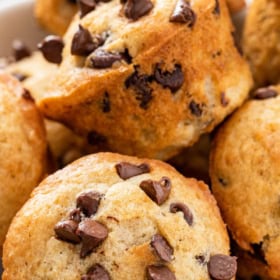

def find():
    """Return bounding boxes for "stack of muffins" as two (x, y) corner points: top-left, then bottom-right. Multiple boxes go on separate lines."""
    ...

(0, 0), (279, 279)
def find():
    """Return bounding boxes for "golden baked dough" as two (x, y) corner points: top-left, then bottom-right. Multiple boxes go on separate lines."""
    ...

(243, 0), (280, 87)
(0, 73), (47, 246)
(210, 85), (280, 279)
(35, 0), (78, 36)
(39, 0), (252, 160)
(3, 152), (234, 280)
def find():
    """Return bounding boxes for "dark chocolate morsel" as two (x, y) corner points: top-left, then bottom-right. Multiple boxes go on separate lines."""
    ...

(170, 202), (193, 226)
(89, 50), (123, 68)
(54, 220), (81, 244)
(252, 88), (278, 100)
(76, 191), (102, 217)
(81, 264), (111, 280)
(78, 0), (96, 18)
(189, 100), (202, 117)
(151, 234), (174, 262)
(69, 208), (82, 223)
(71, 25), (104, 56)
(140, 177), (171, 205)
(87, 131), (107, 145)
(208, 254), (237, 280)
(12, 40), (31, 61)
(251, 243), (267, 265)
(123, 0), (154, 21)
(170, 0), (196, 27)
(115, 162), (150, 180)
(147, 265), (176, 280)
(77, 219), (108, 258)
(154, 64), (184, 93)
(38, 35), (64, 64)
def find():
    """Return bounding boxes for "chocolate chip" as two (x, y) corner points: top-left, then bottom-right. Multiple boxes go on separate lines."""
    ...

(54, 220), (81, 244)
(87, 131), (107, 145)
(101, 92), (111, 113)
(77, 219), (108, 258)
(12, 40), (31, 61)
(122, 48), (133, 64)
(12, 72), (28, 82)
(208, 254), (237, 280)
(220, 92), (229, 107)
(38, 35), (64, 64)
(89, 50), (123, 68)
(213, 0), (220, 15)
(151, 234), (173, 262)
(189, 101), (202, 117)
(115, 162), (150, 180)
(68, 0), (77, 3)
(154, 64), (184, 93)
(69, 208), (82, 223)
(123, 0), (153, 21)
(22, 89), (35, 102)
(147, 265), (176, 280)
(170, 202), (193, 226)
(140, 177), (171, 205)
(170, 0), (196, 27)
(82, 264), (110, 280)
(77, 191), (102, 217)
(252, 88), (278, 100)
(78, 0), (96, 17)
(251, 243), (267, 265)
(71, 25), (104, 56)
(125, 67), (153, 109)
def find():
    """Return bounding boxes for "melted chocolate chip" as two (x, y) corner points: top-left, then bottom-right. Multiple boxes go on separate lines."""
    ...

(22, 89), (35, 102)
(12, 40), (31, 61)
(154, 64), (184, 93)
(220, 92), (229, 107)
(213, 0), (220, 15)
(140, 177), (171, 205)
(12, 72), (28, 82)
(71, 25), (104, 56)
(87, 131), (107, 145)
(101, 92), (111, 113)
(54, 220), (81, 244)
(69, 208), (82, 223)
(208, 254), (237, 280)
(123, 0), (153, 21)
(251, 243), (267, 265)
(82, 264), (111, 280)
(38, 35), (64, 64)
(115, 162), (150, 180)
(252, 88), (278, 100)
(78, 0), (96, 18)
(125, 67), (153, 109)
(147, 265), (176, 280)
(77, 219), (108, 258)
(151, 234), (173, 262)
(89, 50), (123, 68)
(189, 101), (202, 117)
(77, 191), (102, 217)
(170, 202), (193, 226)
(170, 0), (196, 27)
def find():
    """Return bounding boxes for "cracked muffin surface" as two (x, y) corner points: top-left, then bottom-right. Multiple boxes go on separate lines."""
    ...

(3, 152), (235, 280)
(210, 85), (280, 279)
(38, 0), (252, 160)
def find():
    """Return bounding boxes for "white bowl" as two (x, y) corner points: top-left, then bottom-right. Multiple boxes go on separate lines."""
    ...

(0, 0), (46, 57)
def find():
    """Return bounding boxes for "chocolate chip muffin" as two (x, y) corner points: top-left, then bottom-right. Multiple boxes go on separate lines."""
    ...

(6, 51), (97, 167)
(0, 73), (47, 246)
(210, 86), (280, 279)
(3, 152), (236, 280)
(242, 0), (280, 87)
(35, 0), (78, 36)
(38, 0), (252, 160)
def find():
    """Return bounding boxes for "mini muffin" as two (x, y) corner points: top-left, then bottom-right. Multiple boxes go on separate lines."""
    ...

(39, 0), (252, 160)
(242, 0), (280, 87)
(0, 73), (47, 246)
(35, 0), (78, 36)
(3, 152), (236, 280)
(6, 52), (96, 167)
(210, 85), (280, 279)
